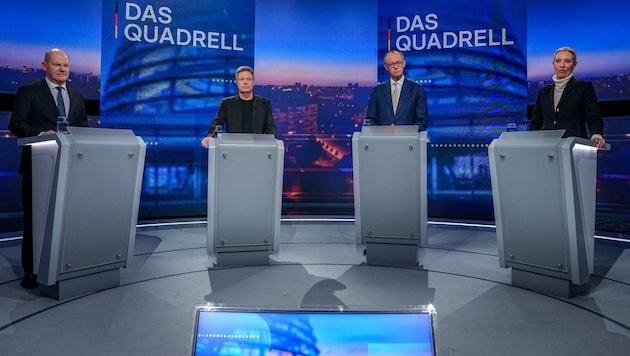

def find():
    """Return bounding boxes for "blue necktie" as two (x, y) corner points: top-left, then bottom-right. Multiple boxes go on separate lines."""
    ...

(56, 86), (66, 117)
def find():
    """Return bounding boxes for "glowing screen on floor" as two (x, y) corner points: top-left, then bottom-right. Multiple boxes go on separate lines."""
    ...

(192, 306), (437, 356)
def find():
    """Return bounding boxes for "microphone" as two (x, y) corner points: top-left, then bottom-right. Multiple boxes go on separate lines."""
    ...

(211, 125), (223, 138)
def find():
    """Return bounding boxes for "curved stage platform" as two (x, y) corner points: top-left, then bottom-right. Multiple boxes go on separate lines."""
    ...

(1, 219), (629, 355)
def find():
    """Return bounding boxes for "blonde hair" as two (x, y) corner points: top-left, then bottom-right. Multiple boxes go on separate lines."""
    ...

(553, 46), (577, 65)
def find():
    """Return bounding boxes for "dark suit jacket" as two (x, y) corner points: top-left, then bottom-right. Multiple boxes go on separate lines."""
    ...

(9, 79), (88, 138)
(9, 79), (88, 172)
(529, 77), (603, 139)
(208, 95), (278, 137)
(366, 78), (428, 131)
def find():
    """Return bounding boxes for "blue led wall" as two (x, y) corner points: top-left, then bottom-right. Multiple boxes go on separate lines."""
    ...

(1, 0), (629, 238)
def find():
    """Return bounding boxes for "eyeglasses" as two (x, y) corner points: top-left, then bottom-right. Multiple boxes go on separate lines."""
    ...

(385, 61), (404, 68)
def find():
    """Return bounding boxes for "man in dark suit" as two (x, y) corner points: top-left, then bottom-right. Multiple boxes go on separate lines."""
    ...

(8, 48), (88, 289)
(201, 66), (278, 147)
(530, 46), (605, 148)
(366, 50), (428, 131)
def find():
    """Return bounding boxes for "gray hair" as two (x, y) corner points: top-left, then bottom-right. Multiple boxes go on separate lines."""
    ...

(44, 48), (69, 63)
(384, 50), (405, 63)
(235, 66), (254, 79)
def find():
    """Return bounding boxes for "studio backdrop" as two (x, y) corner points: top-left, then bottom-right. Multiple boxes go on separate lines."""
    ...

(1, 0), (628, 239)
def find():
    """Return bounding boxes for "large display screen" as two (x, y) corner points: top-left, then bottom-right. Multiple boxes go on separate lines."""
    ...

(97, 0), (527, 219)
(192, 306), (437, 356)
(0, 0), (101, 99)
(1, 0), (629, 238)
(526, 0), (630, 102)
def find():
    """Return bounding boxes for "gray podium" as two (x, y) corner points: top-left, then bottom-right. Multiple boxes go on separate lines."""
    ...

(352, 125), (428, 267)
(206, 133), (284, 267)
(489, 130), (604, 298)
(18, 127), (146, 300)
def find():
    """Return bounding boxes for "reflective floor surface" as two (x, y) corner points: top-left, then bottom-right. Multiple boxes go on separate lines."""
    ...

(1, 219), (629, 355)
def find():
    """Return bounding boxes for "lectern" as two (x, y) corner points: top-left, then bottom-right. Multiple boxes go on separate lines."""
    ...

(18, 127), (146, 300)
(489, 130), (604, 298)
(352, 126), (428, 267)
(206, 133), (284, 266)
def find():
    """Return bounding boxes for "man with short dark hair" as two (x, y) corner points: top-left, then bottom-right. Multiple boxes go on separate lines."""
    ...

(201, 66), (278, 147)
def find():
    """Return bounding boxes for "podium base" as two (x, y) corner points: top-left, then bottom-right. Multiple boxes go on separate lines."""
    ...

(39, 269), (120, 300)
(365, 243), (418, 267)
(511, 268), (590, 298)
(214, 250), (269, 267)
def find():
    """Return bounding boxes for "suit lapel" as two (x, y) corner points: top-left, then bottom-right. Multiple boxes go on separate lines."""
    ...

(232, 96), (242, 130)
(395, 79), (410, 117)
(67, 88), (80, 116)
(557, 77), (575, 107)
(38, 80), (59, 115)
(542, 85), (554, 116)
(251, 96), (257, 128)
(385, 81), (395, 115)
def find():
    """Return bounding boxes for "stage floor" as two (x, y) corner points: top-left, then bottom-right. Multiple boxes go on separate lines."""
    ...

(1, 218), (629, 355)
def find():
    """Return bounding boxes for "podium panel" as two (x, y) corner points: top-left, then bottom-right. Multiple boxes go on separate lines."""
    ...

(489, 130), (601, 298)
(352, 126), (428, 267)
(18, 127), (146, 299)
(207, 134), (284, 266)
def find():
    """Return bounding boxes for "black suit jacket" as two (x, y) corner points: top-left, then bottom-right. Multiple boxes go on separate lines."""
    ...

(208, 95), (278, 137)
(529, 77), (603, 139)
(9, 79), (88, 172)
(9, 79), (88, 138)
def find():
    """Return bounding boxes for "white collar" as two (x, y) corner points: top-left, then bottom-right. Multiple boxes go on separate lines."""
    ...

(45, 77), (67, 90)
(390, 76), (405, 86)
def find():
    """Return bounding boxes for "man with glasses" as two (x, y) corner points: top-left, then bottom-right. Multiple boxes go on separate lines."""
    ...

(366, 50), (428, 131)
